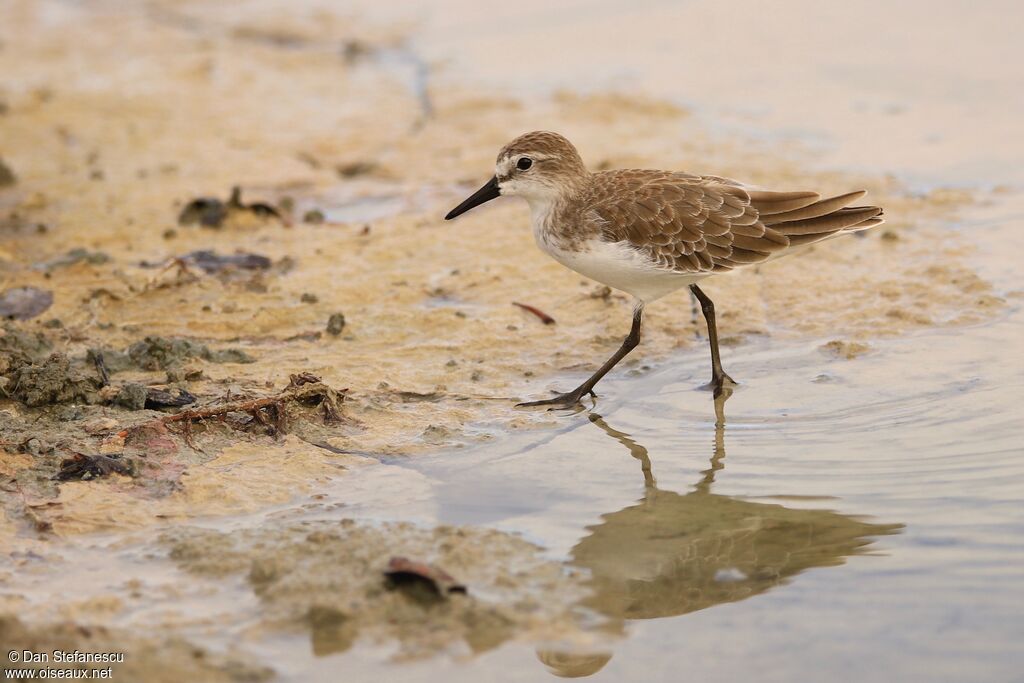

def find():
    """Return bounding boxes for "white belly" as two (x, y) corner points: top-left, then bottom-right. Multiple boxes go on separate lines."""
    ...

(538, 237), (707, 303)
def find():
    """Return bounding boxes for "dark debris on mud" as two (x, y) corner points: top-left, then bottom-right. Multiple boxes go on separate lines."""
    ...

(54, 452), (134, 481)
(384, 556), (467, 601)
(180, 250), (272, 274)
(178, 186), (284, 228)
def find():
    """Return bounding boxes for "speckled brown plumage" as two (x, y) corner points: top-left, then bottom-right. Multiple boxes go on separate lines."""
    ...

(579, 170), (883, 274)
(492, 131), (883, 277)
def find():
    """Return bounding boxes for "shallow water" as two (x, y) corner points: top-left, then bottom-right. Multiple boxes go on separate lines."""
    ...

(313, 282), (1024, 681)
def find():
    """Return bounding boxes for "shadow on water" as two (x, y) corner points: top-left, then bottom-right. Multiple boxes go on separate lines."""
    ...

(538, 393), (903, 678)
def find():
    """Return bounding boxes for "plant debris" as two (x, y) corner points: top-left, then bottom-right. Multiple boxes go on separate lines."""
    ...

(512, 301), (556, 325)
(87, 348), (110, 387)
(145, 387), (197, 409)
(288, 372), (321, 387)
(0, 286), (54, 320)
(156, 374), (346, 436)
(180, 249), (272, 274)
(178, 186), (283, 228)
(54, 453), (134, 481)
(384, 556), (467, 600)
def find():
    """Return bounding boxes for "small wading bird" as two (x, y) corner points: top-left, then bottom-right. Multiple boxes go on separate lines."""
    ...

(445, 131), (883, 408)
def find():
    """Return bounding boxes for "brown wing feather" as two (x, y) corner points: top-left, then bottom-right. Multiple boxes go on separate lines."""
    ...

(583, 170), (884, 274)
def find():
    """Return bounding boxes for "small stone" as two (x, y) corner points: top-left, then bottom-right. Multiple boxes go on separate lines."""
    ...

(21, 438), (44, 455)
(183, 366), (204, 381)
(326, 313), (346, 336)
(303, 209), (325, 224)
(301, 292), (319, 304)
(114, 383), (149, 410)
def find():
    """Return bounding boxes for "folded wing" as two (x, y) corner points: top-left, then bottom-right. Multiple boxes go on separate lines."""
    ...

(585, 170), (884, 273)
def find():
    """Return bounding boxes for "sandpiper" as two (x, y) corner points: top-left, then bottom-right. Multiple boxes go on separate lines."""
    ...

(445, 131), (883, 408)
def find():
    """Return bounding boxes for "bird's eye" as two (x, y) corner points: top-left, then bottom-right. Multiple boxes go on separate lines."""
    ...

(516, 157), (533, 171)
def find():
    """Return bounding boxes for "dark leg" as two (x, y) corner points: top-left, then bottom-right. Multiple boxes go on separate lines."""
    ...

(689, 284), (735, 396)
(517, 306), (644, 409)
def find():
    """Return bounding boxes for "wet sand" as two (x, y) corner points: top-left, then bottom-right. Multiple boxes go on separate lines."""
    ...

(1, 0), (1022, 681)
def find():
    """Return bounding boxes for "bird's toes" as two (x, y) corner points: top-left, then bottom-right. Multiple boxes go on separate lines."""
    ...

(515, 390), (592, 410)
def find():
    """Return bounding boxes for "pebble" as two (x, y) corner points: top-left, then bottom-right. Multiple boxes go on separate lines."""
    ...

(326, 313), (346, 336)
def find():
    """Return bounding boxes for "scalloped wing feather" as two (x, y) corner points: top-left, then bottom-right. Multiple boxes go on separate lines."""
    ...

(581, 170), (882, 274)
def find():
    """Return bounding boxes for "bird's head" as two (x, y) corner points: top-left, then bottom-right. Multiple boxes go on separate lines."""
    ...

(445, 131), (588, 220)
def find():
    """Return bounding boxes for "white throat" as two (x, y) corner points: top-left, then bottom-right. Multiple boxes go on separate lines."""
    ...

(525, 195), (558, 246)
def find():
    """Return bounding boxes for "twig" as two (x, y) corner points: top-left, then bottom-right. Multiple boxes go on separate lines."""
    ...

(115, 379), (346, 443)
(512, 301), (556, 325)
(162, 396), (283, 424)
(87, 349), (110, 387)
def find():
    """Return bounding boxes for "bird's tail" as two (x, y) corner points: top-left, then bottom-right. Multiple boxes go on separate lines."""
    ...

(749, 189), (884, 248)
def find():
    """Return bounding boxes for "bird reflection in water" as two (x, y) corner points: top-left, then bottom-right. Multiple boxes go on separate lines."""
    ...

(539, 394), (902, 678)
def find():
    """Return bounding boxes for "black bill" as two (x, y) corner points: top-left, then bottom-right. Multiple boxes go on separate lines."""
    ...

(444, 176), (501, 220)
